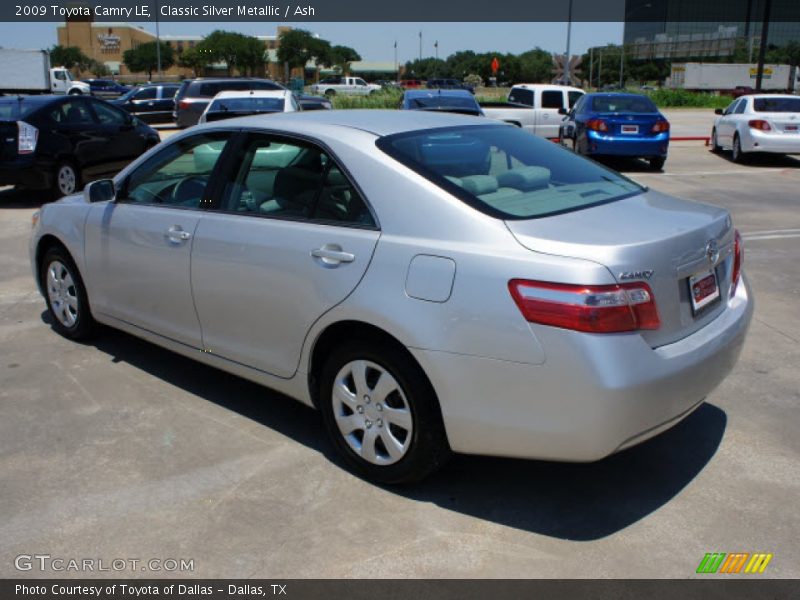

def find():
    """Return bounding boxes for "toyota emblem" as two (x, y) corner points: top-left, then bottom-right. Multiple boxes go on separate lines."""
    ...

(706, 239), (719, 264)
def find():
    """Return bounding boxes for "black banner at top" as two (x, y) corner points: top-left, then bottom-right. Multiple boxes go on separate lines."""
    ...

(4, 0), (800, 22)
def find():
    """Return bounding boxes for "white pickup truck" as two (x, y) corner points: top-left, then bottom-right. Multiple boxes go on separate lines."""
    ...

(310, 76), (382, 97)
(481, 84), (584, 138)
(0, 49), (90, 96)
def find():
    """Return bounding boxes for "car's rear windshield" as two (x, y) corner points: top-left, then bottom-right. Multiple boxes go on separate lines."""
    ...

(406, 95), (478, 111)
(376, 124), (644, 220)
(590, 95), (658, 113)
(191, 80), (283, 98)
(209, 97), (285, 113)
(753, 97), (800, 113)
(0, 99), (38, 120)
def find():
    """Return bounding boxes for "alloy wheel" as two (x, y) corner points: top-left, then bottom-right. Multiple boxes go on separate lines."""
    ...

(57, 165), (77, 195)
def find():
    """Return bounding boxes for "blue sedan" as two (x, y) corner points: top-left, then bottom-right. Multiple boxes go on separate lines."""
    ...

(559, 93), (670, 170)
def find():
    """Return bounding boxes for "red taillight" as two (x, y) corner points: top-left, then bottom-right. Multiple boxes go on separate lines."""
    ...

(748, 119), (771, 131)
(651, 120), (670, 133)
(731, 229), (743, 296)
(508, 280), (660, 333)
(586, 119), (608, 132)
(178, 100), (191, 110)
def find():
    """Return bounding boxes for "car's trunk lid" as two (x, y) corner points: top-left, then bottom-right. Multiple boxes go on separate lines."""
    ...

(505, 189), (735, 347)
(757, 112), (800, 134)
(597, 113), (662, 137)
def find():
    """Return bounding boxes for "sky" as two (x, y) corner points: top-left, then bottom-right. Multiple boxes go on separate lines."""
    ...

(1, 21), (624, 63)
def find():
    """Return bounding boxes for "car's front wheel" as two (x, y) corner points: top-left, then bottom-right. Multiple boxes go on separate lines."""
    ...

(319, 340), (451, 484)
(41, 246), (95, 340)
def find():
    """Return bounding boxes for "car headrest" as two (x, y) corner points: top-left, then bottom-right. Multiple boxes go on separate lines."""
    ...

(496, 166), (551, 191)
(460, 175), (498, 196)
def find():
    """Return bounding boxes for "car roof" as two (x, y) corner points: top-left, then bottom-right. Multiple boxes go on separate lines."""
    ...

(585, 92), (651, 98)
(194, 108), (501, 137)
(0, 94), (68, 105)
(405, 89), (474, 99)
(513, 84), (584, 92)
(743, 94), (798, 100)
(210, 90), (290, 100)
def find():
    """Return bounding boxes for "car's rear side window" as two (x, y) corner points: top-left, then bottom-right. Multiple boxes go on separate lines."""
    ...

(508, 88), (533, 106)
(377, 125), (643, 220)
(541, 91), (564, 109)
(753, 97), (800, 112)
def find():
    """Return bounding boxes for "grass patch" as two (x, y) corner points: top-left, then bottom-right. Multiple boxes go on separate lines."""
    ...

(644, 88), (731, 109)
(330, 90), (402, 110)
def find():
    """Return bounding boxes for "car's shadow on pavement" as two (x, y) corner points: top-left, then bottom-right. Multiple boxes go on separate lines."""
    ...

(0, 186), (51, 208)
(49, 316), (727, 542)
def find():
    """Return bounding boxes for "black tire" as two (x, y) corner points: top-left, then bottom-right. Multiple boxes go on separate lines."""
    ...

(52, 160), (80, 198)
(572, 136), (580, 154)
(711, 128), (721, 153)
(324, 89), (336, 97)
(40, 245), (96, 341)
(649, 156), (666, 171)
(319, 340), (451, 484)
(68, 89), (82, 96)
(732, 134), (746, 163)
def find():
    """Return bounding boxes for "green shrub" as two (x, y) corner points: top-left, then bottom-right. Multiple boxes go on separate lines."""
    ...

(331, 89), (402, 110)
(645, 88), (730, 109)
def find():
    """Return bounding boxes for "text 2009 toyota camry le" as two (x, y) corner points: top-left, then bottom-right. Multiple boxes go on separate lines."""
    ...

(30, 110), (752, 483)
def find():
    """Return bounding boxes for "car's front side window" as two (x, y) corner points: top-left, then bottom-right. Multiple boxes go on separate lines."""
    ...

(121, 132), (231, 208)
(91, 101), (128, 125)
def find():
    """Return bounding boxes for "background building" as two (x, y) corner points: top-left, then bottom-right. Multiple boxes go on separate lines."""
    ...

(57, 17), (292, 80)
(624, 0), (800, 59)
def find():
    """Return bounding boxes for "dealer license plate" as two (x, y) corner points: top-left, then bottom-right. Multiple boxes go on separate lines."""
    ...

(621, 125), (639, 134)
(689, 268), (720, 314)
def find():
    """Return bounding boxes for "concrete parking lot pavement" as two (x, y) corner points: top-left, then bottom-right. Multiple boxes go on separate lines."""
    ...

(0, 119), (798, 578)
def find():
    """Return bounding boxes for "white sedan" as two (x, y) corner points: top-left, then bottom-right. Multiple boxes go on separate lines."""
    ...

(198, 89), (299, 124)
(711, 94), (800, 162)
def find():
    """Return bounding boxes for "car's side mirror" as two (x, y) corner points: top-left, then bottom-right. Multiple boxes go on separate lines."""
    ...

(714, 108), (724, 115)
(84, 179), (115, 203)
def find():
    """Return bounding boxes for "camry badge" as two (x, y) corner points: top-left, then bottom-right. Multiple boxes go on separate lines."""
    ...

(620, 270), (654, 281)
(706, 239), (719, 264)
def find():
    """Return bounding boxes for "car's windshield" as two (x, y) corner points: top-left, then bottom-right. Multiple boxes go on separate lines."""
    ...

(377, 124), (644, 220)
(0, 99), (38, 120)
(753, 97), (800, 113)
(590, 95), (658, 113)
(208, 97), (285, 113)
(406, 95), (479, 111)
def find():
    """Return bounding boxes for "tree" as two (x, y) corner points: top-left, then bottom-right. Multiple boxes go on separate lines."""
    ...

(49, 45), (90, 71)
(518, 48), (553, 83)
(277, 28), (331, 74)
(328, 45), (361, 75)
(199, 30), (264, 77)
(123, 41), (174, 80)
(177, 46), (207, 78)
(87, 59), (110, 77)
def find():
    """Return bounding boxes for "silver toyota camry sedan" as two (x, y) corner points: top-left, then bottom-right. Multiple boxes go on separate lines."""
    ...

(30, 110), (752, 483)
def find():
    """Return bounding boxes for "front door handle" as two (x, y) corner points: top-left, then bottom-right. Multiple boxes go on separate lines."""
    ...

(311, 245), (355, 266)
(165, 226), (191, 244)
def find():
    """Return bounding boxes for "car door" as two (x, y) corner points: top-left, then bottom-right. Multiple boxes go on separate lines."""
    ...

(717, 99), (742, 146)
(88, 99), (148, 175)
(535, 89), (565, 138)
(129, 85), (159, 118)
(45, 98), (112, 179)
(155, 85), (179, 119)
(83, 131), (234, 347)
(190, 132), (380, 378)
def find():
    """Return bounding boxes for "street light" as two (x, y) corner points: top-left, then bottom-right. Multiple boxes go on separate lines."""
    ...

(564, 0), (573, 84)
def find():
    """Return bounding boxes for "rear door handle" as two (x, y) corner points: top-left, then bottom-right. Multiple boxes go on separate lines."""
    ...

(311, 245), (355, 265)
(165, 226), (191, 244)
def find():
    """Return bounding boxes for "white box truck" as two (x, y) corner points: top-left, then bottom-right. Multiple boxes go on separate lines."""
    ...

(0, 49), (90, 96)
(669, 62), (795, 93)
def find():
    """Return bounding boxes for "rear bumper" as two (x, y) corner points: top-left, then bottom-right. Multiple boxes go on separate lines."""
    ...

(586, 130), (669, 157)
(741, 129), (800, 154)
(0, 157), (51, 190)
(411, 274), (752, 462)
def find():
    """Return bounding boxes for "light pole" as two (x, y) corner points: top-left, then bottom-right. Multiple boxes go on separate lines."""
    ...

(589, 47), (594, 89)
(418, 31), (422, 61)
(619, 43), (624, 89)
(155, 0), (162, 81)
(564, 0), (573, 84)
(394, 40), (398, 81)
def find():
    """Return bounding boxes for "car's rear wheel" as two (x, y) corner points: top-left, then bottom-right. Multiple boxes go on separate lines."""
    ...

(41, 246), (95, 340)
(53, 161), (80, 197)
(649, 156), (666, 171)
(319, 340), (451, 484)
(325, 89), (336, 97)
(732, 134), (746, 163)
